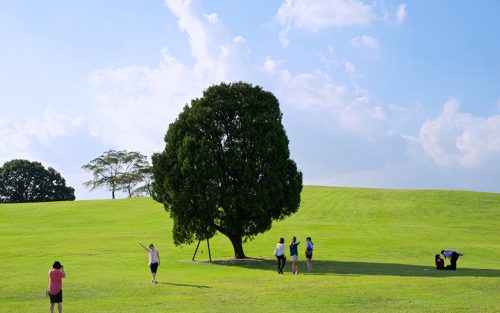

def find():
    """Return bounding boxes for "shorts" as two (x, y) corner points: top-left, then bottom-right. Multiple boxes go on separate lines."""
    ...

(291, 255), (298, 262)
(150, 262), (159, 273)
(49, 290), (62, 303)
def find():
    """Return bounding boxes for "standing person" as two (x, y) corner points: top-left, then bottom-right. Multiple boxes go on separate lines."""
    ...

(305, 237), (314, 272)
(47, 261), (65, 313)
(140, 243), (160, 283)
(289, 236), (300, 274)
(435, 254), (445, 270)
(273, 237), (286, 274)
(441, 249), (463, 270)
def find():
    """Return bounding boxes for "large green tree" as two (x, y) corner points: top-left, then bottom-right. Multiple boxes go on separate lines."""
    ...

(0, 159), (75, 203)
(152, 82), (303, 259)
(82, 150), (149, 199)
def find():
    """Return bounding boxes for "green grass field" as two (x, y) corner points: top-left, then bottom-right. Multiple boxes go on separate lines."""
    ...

(1, 186), (499, 312)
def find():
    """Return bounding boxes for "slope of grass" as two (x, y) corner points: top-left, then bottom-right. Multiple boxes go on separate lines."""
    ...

(0, 186), (499, 312)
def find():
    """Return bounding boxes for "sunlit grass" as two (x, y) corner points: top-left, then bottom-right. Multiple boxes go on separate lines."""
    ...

(0, 186), (499, 312)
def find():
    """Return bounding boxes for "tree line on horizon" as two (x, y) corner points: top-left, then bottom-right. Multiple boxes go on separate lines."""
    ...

(0, 150), (153, 203)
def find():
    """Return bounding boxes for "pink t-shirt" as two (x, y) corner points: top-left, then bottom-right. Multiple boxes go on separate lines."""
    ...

(48, 269), (65, 294)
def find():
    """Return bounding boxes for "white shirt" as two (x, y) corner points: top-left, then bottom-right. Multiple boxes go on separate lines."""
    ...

(149, 249), (160, 264)
(274, 243), (285, 257)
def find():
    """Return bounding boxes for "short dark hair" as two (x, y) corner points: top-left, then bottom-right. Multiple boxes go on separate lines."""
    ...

(279, 238), (284, 243)
(53, 261), (62, 269)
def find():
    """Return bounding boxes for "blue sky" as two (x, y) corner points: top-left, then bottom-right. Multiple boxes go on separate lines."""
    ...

(1, 0), (499, 200)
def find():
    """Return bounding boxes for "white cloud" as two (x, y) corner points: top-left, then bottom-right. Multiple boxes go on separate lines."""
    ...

(277, 0), (373, 30)
(233, 36), (246, 44)
(279, 25), (291, 48)
(25, 109), (82, 144)
(165, 0), (215, 74)
(397, 4), (407, 23)
(350, 34), (379, 50)
(419, 98), (500, 167)
(0, 109), (81, 164)
(344, 61), (356, 76)
(203, 13), (219, 24)
(262, 57), (283, 74)
(277, 0), (373, 46)
(262, 58), (386, 135)
(90, 49), (216, 154)
(89, 0), (255, 154)
(89, 0), (388, 157)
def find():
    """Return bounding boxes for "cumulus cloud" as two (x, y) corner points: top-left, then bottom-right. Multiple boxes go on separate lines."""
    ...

(89, 0), (389, 156)
(203, 13), (219, 24)
(262, 57), (386, 135)
(344, 61), (356, 76)
(89, 0), (256, 154)
(0, 109), (81, 164)
(419, 98), (500, 167)
(277, 0), (373, 47)
(397, 4), (407, 23)
(350, 34), (379, 50)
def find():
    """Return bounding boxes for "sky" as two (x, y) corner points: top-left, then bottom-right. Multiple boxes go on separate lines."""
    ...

(1, 0), (499, 200)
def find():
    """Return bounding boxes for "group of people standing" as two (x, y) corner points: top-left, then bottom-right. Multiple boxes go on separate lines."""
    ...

(273, 236), (314, 274)
(435, 249), (463, 270)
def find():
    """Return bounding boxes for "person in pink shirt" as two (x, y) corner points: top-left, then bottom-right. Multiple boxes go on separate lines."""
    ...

(47, 261), (66, 313)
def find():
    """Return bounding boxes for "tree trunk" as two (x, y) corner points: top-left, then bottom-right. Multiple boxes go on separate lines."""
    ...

(112, 189), (115, 199)
(229, 235), (246, 259)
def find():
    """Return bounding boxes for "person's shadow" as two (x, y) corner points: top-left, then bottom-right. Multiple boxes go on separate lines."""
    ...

(211, 258), (500, 278)
(159, 282), (212, 288)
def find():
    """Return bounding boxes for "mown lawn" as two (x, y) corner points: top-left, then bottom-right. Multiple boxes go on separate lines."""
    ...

(0, 186), (499, 312)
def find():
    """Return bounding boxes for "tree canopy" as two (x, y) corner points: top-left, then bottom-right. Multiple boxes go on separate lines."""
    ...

(152, 82), (303, 258)
(0, 159), (75, 203)
(82, 149), (151, 199)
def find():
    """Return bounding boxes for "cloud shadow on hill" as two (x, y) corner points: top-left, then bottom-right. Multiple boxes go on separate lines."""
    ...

(210, 258), (500, 278)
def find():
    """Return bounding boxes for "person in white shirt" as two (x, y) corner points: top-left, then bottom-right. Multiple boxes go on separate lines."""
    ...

(273, 238), (286, 274)
(140, 243), (161, 283)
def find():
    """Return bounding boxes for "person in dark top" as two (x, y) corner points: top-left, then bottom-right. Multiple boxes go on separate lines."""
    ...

(435, 254), (445, 270)
(289, 236), (300, 274)
(441, 249), (463, 270)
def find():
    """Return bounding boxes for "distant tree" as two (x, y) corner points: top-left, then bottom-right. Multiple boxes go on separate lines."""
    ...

(0, 159), (75, 203)
(82, 150), (149, 199)
(116, 153), (150, 197)
(152, 82), (303, 259)
(133, 165), (154, 197)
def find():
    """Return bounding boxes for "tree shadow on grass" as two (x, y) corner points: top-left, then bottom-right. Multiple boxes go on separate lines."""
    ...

(210, 258), (500, 278)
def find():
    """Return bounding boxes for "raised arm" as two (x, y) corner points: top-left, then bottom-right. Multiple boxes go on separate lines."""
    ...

(139, 243), (149, 252)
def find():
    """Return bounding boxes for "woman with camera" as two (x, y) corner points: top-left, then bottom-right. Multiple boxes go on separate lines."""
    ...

(47, 261), (66, 313)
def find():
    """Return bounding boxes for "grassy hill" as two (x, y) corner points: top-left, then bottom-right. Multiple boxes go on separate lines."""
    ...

(1, 186), (499, 312)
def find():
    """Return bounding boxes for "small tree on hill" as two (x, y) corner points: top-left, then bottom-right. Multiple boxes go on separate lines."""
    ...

(0, 159), (75, 203)
(116, 152), (150, 198)
(152, 82), (303, 259)
(133, 165), (154, 197)
(82, 150), (149, 199)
